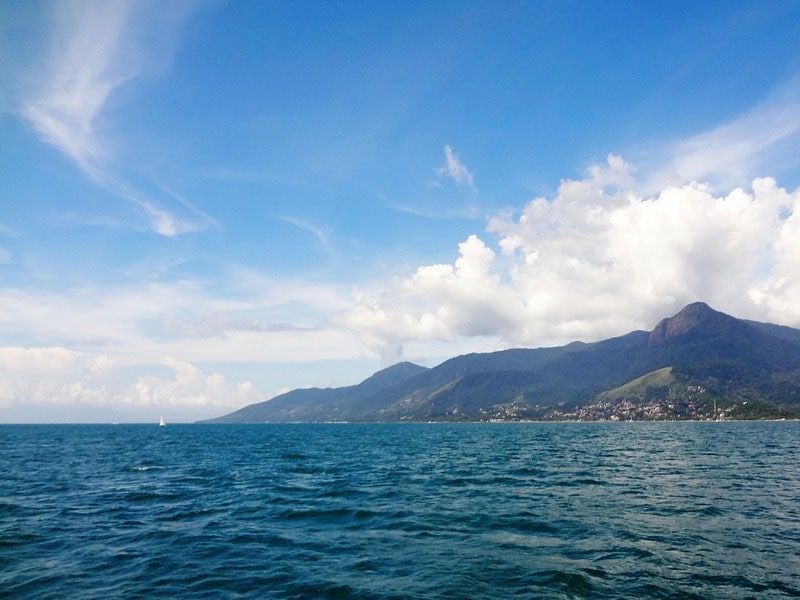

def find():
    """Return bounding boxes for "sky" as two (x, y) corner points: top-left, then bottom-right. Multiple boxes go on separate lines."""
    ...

(1, 0), (800, 423)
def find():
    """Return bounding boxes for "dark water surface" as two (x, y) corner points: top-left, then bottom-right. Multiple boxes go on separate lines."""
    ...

(2, 422), (799, 599)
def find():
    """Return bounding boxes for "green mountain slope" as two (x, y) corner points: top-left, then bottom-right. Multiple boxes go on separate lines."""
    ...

(597, 367), (676, 402)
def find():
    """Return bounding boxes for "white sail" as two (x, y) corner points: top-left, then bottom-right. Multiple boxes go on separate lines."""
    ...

(159, 416), (165, 427)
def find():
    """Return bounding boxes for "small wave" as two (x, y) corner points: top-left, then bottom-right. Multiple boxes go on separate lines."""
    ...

(351, 559), (378, 572)
(123, 491), (184, 503)
(319, 487), (365, 500)
(581, 566), (609, 580)
(694, 504), (725, 516)
(598, 544), (657, 561)
(442, 476), (469, 486)
(505, 518), (560, 535)
(511, 466), (544, 477)
(280, 452), (308, 460)
(279, 507), (355, 521)
(0, 532), (38, 548)
(353, 508), (378, 520)
(0, 498), (22, 515)
(163, 507), (217, 522)
(540, 569), (596, 595)
(288, 464), (330, 475)
(555, 477), (609, 487)
(129, 465), (166, 472)
(288, 582), (357, 599)
(228, 532), (295, 547)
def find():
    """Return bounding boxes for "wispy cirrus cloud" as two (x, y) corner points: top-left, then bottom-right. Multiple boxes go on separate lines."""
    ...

(643, 80), (800, 193)
(279, 215), (332, 249)
(22, 1), (135, 177)
(436, 145), (477, 191)
(21, 0), (212, 237)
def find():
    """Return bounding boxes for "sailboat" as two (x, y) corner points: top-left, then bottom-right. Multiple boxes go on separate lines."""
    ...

(159, 416), (166, 427)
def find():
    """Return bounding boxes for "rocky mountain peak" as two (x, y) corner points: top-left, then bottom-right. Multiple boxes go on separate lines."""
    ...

(648, 302), (721, 346)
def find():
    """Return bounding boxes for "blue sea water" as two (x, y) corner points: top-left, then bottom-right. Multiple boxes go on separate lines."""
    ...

(2, 422), (800, 599)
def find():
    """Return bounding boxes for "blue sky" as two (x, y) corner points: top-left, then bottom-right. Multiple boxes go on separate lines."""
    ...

(2, 0), (800, 422)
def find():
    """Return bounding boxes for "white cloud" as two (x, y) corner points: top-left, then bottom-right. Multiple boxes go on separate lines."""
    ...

(0, 346), (112, 408)
(279, 215), (332, 249)
(644, 83), (800, 193)
(125, 357), (254, 410)
(22, 1), (135, 176)
(340, 155), (800, 353)
(436, 145), (477, 190)
(21, 0), (211, 237)
(336, 234), (520, 361)
(0, 345), (255, 416)
(0, 274), (371, 419)
(0, 346), (82, 373)
(140, 199), (205, 237)
(0, 274), (364, 367)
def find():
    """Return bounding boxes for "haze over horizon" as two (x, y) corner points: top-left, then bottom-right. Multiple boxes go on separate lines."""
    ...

(2, 1), (800, 422)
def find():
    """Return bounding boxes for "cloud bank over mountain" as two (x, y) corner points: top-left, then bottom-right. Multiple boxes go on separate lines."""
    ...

(341, 156), (800, 359)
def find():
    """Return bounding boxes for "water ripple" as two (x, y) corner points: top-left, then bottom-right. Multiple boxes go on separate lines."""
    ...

(2, 422), (800, 598)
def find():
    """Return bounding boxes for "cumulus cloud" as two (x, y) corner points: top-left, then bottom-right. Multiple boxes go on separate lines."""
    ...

(340, 154), (800, 353)
(0, 346), (254, 415)
(336, 235), (520, 360)
(0, 269), (373, 421)
(436, 145), (477, 190)
(125, 357), (254, 410)
(0, 346), (114, 408)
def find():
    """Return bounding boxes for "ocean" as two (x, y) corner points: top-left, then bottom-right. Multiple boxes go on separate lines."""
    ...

(2, 422), (799, 599)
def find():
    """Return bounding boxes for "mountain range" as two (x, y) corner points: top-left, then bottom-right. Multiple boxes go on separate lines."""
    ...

(204, 303), (800, 422)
